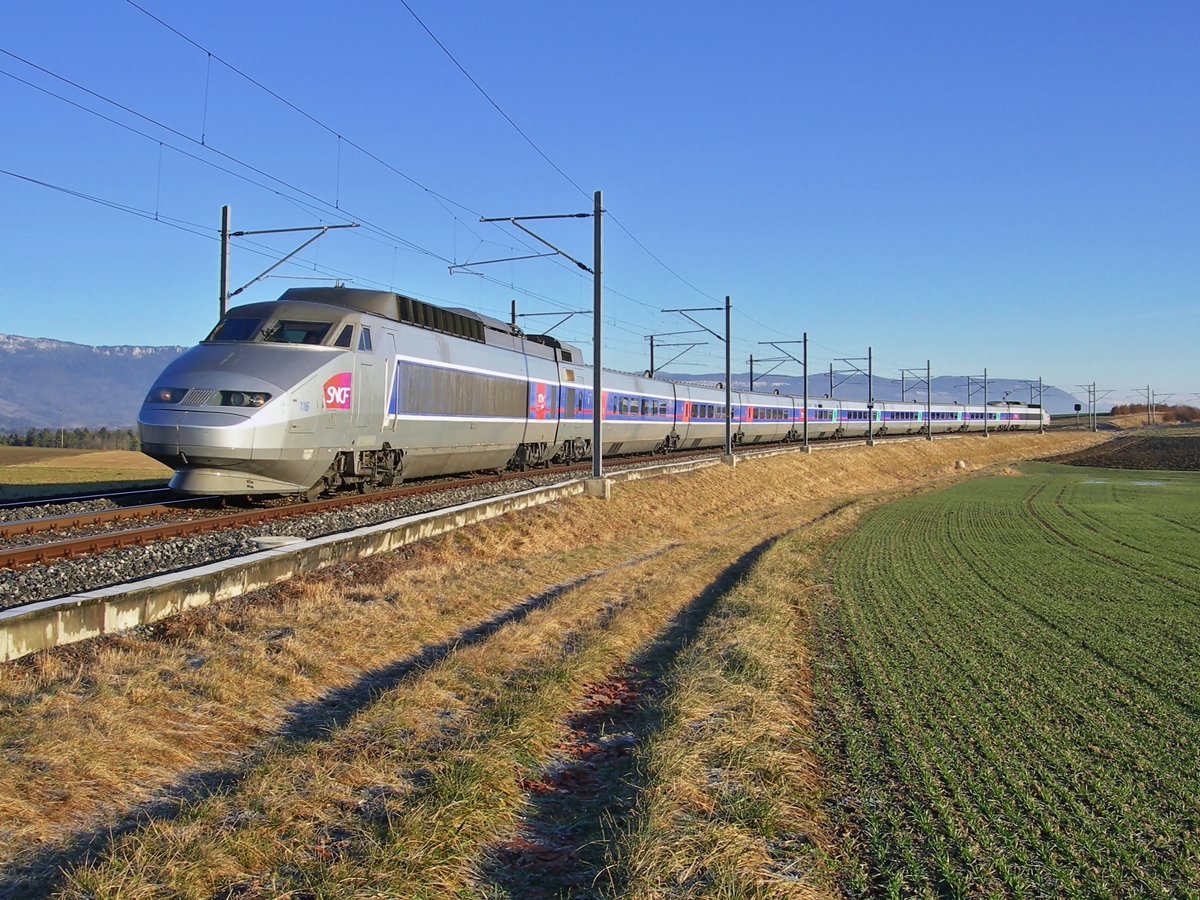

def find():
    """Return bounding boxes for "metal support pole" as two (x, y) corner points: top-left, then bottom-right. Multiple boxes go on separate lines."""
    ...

(867, 347), (874, 446)
(983, 367), (989, 437)
(901, 370), (906, 402)
(724, 295), (732, 456)
(926, 360), (932, 441)
(592, 190), (603, 479)
(219, 204), (230, 319)
(803, 333), (809, 449)
(829, 363), (834, 400)
(749, 354), (755, 391)
(1039, 376), (1044, 433)
(649, 335), (655, 378)
(511, 299), (517, 329)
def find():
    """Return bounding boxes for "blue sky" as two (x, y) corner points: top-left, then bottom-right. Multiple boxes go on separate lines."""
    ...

(0, 1), (1196, 406)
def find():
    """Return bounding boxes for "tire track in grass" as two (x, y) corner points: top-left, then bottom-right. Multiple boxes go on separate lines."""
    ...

(479, 503), (862, 899)
(475, 542), (756, 900)
(59, 508), (841, 899)
(0, 547), (678, 900)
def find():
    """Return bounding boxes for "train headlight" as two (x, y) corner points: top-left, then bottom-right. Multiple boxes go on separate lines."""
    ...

(146, 387), (187, 404)
(216, 390), (271, 408)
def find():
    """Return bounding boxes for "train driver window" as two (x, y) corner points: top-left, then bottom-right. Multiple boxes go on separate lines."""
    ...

(206, 317), (262, 342)
(264, 321), (332, 344)
(358, 327), (372, 352)
(334, 325), (354, 348)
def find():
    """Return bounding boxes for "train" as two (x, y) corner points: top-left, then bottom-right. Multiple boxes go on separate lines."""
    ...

(137, 287), (1050, 497)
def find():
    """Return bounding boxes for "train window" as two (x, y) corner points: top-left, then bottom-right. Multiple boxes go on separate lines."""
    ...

(358, 327), (372, 352)
(620, 397), (629, 415)
(263, 321), (332, 345)
(205, 317), (262, 342)
(392, 361), (526, 417)
(334, 325), (354, 348)
(641, 399), (649, 416)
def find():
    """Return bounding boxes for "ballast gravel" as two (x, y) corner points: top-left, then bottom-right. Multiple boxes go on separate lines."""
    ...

(0, 473), (581, 612)
(0, 497), (125, 522)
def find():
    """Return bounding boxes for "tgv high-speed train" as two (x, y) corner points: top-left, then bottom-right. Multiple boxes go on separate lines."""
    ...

(138, 287), (1049, 497)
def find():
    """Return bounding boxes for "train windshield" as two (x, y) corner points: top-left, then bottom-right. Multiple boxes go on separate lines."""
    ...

(204, 315), (338, 345)
(205, 317), (262, 342)
(261, 321), (333, 344)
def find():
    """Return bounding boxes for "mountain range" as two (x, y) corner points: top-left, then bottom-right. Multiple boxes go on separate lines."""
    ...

(0, 334), (1085, 432)
(0, 335), (185, 432)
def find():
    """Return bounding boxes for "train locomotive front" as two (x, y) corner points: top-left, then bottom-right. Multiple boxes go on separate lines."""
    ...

(139, 291), (384, 496)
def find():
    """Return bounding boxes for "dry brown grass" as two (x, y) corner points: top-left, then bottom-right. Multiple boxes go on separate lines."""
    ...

(611, 507), (865, 899)
(0, 430), (1106, 895)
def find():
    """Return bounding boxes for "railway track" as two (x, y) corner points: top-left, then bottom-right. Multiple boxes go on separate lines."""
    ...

(0, 431), (941, 571)
(0, 486), (173, 511)
(0, 496), (221, 539)
(0, 467), (564, 570)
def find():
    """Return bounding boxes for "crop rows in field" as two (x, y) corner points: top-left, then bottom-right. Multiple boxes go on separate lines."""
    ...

(816, 466), (1200, 899)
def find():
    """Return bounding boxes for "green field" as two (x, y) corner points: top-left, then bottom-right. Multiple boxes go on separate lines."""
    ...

(816, 464), (1200, 898)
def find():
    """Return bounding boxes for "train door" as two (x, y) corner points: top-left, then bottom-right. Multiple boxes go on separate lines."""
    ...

(353, 326), (377, 432)
(385, 332), (398, 433)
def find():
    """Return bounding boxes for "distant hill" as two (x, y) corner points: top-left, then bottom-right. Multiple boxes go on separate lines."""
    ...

(656, 371), (1083, 415)
(0, 335), (185, 431)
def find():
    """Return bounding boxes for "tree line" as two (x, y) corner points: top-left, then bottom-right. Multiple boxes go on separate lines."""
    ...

(1, 427), (141, 450)
(1110, 404), (1200, 423)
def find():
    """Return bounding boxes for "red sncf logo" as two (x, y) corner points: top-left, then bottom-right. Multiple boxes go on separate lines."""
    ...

(323, 372), (352, 409)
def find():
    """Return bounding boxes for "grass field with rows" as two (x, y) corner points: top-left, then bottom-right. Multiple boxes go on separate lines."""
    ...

(816, 463), (1200, 898)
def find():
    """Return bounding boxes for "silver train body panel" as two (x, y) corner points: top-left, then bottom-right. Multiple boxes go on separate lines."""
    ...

(139, 288), (1050, 495)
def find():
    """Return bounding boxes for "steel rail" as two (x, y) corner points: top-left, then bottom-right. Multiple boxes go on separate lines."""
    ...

(0, 465), (585, 570)
(0, 487), (171, 511)
(0, 498), (221, 538)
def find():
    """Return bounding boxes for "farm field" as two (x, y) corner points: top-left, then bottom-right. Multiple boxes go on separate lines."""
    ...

(1048, 425), (1200, 471)
(816, 462), (1200, 898)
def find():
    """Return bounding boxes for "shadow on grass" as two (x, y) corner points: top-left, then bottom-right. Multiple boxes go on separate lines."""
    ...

(478, 535), (780, 900)
(0, 547), (678, 900)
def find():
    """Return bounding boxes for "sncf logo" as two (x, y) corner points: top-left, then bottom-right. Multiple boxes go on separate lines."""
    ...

(323, 372), (352, 409)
